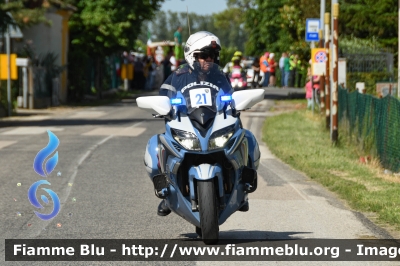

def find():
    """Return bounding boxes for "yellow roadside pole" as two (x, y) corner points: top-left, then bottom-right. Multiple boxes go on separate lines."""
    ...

(318, 30), (325, 115)
(332, 3), (339, 143)
(324, 13), (331, 130)
(0, 54), (18, 80)
(120, 64), (133, 91)
(120, 64), (133, 80)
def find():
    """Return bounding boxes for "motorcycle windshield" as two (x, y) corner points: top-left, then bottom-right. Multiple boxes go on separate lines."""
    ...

(177, 62), (232, 114)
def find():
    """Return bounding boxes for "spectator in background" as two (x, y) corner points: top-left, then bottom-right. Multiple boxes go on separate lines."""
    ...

(251, 56), (260, 88)
(312, 74), (320, 108)
(125, 52), (135, 90)
(144, 56), (155, 91)
(279, 52), (286, 87)
(260, 52), (270, 87)
(296, 56), (305, 87)
(305, 78), (313, 108)
(305, 62), (321, 109)
(133, 55), (145, 90)
(163, 50), (174, 82)
(268, 53), (277, 87)
(288, 53), (297, 87)
(170, 51), (177, 72)
(283, 53), (290, 88)
(155, 46), (164, 66)
(174, 26), (183, 61)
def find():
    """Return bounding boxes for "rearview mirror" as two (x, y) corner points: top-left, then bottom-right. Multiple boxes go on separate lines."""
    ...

(232, 89), (265, 111)
(136, 96), (172, 115)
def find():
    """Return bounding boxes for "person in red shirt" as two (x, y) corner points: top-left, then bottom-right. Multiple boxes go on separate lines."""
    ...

(268, 53), (277, 86)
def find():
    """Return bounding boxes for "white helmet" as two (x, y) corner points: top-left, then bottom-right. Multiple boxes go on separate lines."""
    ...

(184, 31), (221, 70)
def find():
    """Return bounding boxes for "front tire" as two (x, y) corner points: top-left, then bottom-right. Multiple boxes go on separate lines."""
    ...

(197, 179), (219, 244)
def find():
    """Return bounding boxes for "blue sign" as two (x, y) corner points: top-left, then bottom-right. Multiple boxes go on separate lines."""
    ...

(305, 19), (320, 42)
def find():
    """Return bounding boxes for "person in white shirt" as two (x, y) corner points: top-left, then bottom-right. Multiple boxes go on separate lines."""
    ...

(279, 53), (286, 88)
(170, 53), (177, 72)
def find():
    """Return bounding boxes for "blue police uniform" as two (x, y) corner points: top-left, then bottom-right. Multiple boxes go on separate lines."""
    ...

(159, 64), (233, 98)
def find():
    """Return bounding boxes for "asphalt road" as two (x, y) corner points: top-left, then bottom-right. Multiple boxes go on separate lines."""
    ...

(0, 88), (396, 265)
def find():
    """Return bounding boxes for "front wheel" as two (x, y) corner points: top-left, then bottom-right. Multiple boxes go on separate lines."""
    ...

(197, 179), (219, 244)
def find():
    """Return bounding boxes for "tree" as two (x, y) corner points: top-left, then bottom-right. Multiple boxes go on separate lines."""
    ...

(69, 0), (164, 56)
(213, 7), (248, 51)
(151, 10), (169, 42)
(243, 0), (286, 56)
(67, 0), (164, 99)
(0, 0), (75, 31)
(340, 0), (397, 48)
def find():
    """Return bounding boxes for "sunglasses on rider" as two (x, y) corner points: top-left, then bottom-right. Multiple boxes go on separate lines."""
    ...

(197, 52), (215, 60)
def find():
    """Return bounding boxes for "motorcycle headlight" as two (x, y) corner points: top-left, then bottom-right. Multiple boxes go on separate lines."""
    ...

(172, 129), (201, 150)
(238, 82), (243, 87)
(209, 125), (235, 150)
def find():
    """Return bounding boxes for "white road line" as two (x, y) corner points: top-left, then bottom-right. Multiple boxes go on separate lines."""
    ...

(82, 122), (146, 137)
(0, 141), (17, 150)
(1, 127), (64, 135)
(34, 121), (143, 236)
(68, 111), (106, 119)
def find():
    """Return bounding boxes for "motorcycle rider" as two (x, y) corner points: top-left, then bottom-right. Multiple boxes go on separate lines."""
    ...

(160, 32), (232, 98)
(223, 51), (245, 75)
(229, 56), (247, 88)
(156, 31), (257, 216)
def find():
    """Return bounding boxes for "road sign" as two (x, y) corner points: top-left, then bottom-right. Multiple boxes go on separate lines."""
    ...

(311, 48), (327, 76)
(7, 24), (23, 39)
(305, 19), (320, 42)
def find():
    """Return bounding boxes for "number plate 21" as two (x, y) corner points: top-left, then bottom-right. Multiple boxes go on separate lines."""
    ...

(189, 88), (212, 108)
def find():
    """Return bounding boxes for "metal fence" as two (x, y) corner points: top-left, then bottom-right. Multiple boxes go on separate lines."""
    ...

(340, 53), (394, 73)
(338, 86), (400, 173)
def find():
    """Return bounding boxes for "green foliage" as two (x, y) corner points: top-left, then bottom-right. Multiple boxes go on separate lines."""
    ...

(0, 0), (75, 30)
(19, 43), (66, 97)
(243, 0), (284, 56)
(66, 0), (163, 101)
(213, 8), (248, 51)
(219, 46), (238, 67)
(68, 0), (164, 56)
(340, 0), (398, 48)
(340, 35), (385, 54)
(236, 0), (397, 66)
(0, 9), (15, 35)
(134, 40), (147, 54)
(67, 48), (90, 100)
(263, 108), (400, 229)
(141, 10), (248, 53)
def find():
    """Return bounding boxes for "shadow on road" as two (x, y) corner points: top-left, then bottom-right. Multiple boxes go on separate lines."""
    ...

(181, 230), (311, 243)
(263, 87), (306, 100)
(0, 118), (159, 128)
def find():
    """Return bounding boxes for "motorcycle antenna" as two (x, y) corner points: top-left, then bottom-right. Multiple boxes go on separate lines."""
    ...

(186, 6), (191, 35)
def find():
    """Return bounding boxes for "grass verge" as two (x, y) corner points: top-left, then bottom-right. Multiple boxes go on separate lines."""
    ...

(262, 102), (400, 232)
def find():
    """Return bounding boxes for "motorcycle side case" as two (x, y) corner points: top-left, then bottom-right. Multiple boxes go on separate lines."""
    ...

(144, 135), (160, 179)
(244, 129), (260, 170)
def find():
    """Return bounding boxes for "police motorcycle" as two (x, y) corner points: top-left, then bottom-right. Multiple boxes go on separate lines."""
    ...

(138, 31), (263, 244)
(229, 67), (248, 90)
(137, 63), (264, 245)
